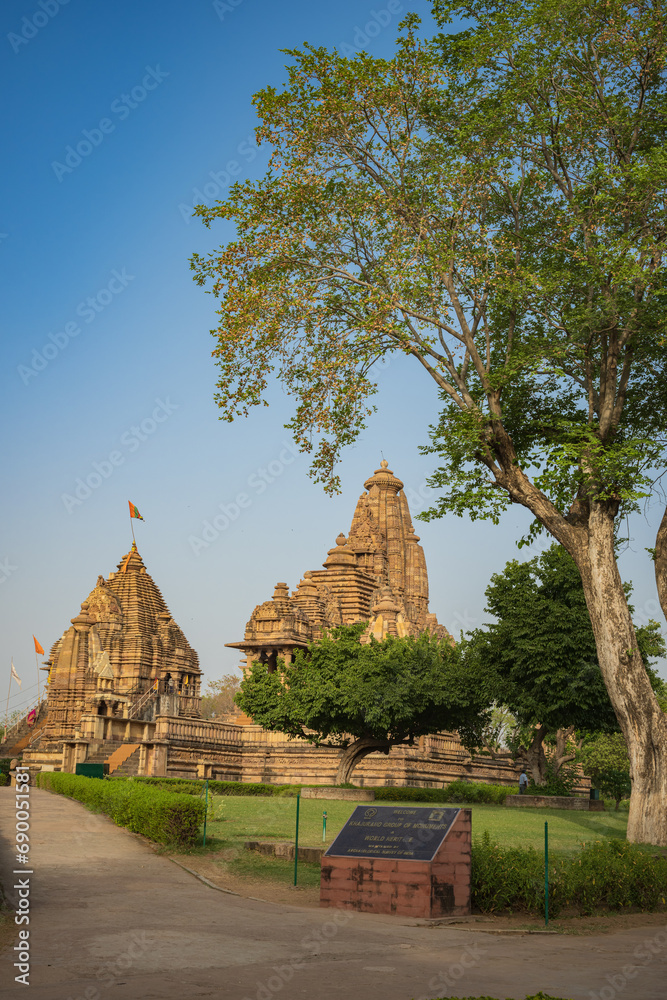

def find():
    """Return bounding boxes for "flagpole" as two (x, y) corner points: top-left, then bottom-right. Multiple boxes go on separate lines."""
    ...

(34, 648), (41, 705)
(130, 517), (136, 546)
(4, 663), (12, 740)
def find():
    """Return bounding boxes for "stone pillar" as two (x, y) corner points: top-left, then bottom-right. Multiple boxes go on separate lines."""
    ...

(151, 741), (168, 777)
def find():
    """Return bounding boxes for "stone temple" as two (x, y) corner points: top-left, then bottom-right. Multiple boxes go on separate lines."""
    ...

(15, 462), (515, 787)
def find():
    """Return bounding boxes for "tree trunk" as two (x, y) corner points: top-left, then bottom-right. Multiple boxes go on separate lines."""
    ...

(523, 725), (548, 785)
(551, 727), (577, 778)
(335, 736), (391, 785)
(572, 504), (667, 845)
(488, 436), (667, 843)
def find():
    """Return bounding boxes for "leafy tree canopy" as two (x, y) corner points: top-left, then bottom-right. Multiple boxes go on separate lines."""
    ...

(469, 543), (666, 735)
(577, 731), (632, 807)
(193, 0), (667, 841)
(235, 624), (490, 781)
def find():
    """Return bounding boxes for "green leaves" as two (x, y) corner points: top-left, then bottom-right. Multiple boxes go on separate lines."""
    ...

(465, 541), (662, 734)
(236, 623), (490, 748)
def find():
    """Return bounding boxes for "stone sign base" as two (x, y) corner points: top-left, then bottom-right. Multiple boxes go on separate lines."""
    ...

(320, 808), (471, 918)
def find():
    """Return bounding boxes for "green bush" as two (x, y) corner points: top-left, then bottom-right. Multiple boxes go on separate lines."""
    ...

(113, 775), (515, 804)
(0, 773), (8, 787)
(112, 775), (303, 797)
(528, 760), (577, 797)
(375, 780), (515, 805)
(0, 758), (12, 777)
(35, 772), (205, 847)
(375, 785), (448, 803)
(471, 832), (667, 915)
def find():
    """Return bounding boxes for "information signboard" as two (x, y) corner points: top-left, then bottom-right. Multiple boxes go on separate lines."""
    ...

(324, 804), (460, 862)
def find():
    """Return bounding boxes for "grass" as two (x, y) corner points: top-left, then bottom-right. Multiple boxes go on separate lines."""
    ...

(195, 794), (629, 855)
(226, 849), (323, 889)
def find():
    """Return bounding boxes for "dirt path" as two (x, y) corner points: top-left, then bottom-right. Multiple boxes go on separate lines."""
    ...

(1, 787), (666, 1000)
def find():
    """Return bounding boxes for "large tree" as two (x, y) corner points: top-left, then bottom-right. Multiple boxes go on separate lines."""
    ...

(235, 624), (489, 784)
(191, 2), (667, 841)
(468, 543), (666, 783)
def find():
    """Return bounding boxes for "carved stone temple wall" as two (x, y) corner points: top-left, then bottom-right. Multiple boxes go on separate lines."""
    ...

(21, 462), (520, 789)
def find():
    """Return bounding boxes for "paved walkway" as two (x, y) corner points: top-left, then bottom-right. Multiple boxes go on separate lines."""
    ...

(1, 787), (666, 1000)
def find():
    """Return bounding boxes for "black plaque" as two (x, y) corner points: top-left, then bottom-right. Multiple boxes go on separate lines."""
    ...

(324, 805), (460, 862)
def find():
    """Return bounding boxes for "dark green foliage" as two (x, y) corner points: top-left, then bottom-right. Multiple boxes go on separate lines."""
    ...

(116, 775), (514, 803)
(0, 758), (12, 776)
(236, 623), (490, 751)
(465, 543), (665, 787)
(35, 772), (205, 847)
(470, 544), (664, 738)
(527, 761), (577, 797)
(444, 780), (514, 805)
(472, 832), (547, 913)
(577, 733), (632, 809)
(111, 775), (303, 797)
(376, 781), (513, 804)
(472, 834), (667, 915)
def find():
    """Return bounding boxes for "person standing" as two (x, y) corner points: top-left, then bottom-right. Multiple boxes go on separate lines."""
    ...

(519, 770), (529, 794)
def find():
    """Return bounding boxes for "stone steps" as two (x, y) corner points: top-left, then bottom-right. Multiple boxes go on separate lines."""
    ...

(105, 743), (141, 775)
(113, 748), (142, 776)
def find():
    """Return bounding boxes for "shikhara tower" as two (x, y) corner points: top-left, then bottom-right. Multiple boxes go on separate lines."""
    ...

(227, 460), (450, 673)
(17, 460), (516, 789)
(39, 543), (201, 753)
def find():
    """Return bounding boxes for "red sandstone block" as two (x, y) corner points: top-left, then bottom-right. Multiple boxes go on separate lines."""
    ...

(389, 871), (429, 886)
(430, 864), (456, 879)
(321, 888), (360, 906)
(368, 859), (398, 873)
(326, 879), (356, 894)
(393, 886), (431, 905)
(359, 886), (392, 897)
(326, 868), (357, 881)
(394, 862), (430, 874)
(325, 857), (357, 871)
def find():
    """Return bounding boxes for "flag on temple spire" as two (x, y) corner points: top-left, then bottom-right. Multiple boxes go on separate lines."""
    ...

(10, 661), (21, 688)
(128, 501), (143, 520)
(33, 636), (44, 656)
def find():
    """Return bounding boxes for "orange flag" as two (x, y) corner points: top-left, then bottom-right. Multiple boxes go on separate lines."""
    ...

(128, 501), (144, 520)
(33, 636), (44, 656)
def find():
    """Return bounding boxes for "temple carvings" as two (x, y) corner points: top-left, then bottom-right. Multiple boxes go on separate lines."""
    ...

(227, 461), (450, 674)
(15, 461), (517, 789)
(36, 543), (201, 757)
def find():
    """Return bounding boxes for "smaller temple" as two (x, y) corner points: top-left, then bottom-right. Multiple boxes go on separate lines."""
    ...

(30, 543), (202, 773)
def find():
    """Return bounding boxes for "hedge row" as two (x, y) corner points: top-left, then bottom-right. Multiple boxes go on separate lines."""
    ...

(471, 834), (667, 915)
(113, 775), (515, 804)
(111, 775), (303, 797)
(36, 772), (205, 847)
(376, 780), (515, 805)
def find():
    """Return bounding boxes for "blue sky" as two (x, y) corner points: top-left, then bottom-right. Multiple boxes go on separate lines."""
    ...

(1, 0), (664, 719)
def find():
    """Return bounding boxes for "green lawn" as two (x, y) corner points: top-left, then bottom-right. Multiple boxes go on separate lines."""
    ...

(201, 794), (629, 856)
